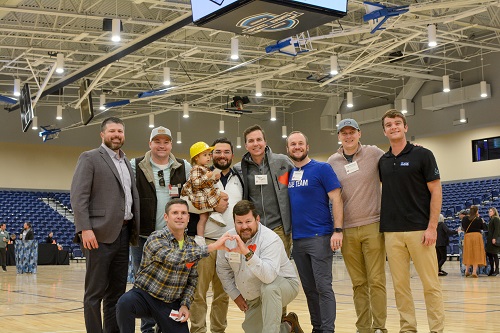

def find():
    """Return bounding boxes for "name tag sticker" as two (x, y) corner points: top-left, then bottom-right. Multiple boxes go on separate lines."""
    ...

(344, 161), (359, 174)
(291, 170), (303, 181)
(229, 252), (241, 263)
(169, 185), (179, 197)
(254, 175), (268, 185)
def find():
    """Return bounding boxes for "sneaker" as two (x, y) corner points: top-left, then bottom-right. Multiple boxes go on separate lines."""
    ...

(438, 271), (448, 276)
(283, 312), (304, 333)
(209, 212), (226, 227)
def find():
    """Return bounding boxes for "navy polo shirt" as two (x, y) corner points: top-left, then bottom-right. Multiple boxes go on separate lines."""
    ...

(378, 142), (440, 232)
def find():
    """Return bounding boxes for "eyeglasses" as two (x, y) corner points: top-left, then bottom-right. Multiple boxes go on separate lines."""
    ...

(158, 170), (165, 187)
(213, 150), (232, 156)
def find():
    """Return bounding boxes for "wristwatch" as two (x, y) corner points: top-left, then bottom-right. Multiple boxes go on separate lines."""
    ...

(333, 228), (343, 233)
(245, 249), (254, 261)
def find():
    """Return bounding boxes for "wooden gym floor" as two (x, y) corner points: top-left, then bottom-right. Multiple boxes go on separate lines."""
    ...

(1, 258), (499, 333)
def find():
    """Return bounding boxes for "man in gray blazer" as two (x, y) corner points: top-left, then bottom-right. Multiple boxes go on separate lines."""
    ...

(71, 116), (140, 333)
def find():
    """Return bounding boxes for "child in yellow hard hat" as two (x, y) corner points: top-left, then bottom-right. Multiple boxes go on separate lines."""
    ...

(181, 141), (228, 245)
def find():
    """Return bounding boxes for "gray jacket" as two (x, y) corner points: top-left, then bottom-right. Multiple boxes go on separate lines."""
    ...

(234, 147), (294, 235)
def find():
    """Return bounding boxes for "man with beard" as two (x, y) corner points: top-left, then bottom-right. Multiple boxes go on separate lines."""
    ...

(71, 117), (140, 333)
(130, 126), (191, 333)
(190, 137), (243, 333)
(286, 131), (343, 333)
(217, 200), (303, 333)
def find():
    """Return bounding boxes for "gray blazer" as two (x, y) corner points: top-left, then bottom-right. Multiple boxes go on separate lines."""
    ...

(71, 146), (140, 245)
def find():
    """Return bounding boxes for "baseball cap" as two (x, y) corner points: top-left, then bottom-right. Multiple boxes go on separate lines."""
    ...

(150, 126), (172, 142)
(337, 118), (360, 133)
(190, 141), (214, 159)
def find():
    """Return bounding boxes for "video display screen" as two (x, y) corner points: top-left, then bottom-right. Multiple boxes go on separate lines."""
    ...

(19, 83), (34, 132)
(191, 0), (348, 22)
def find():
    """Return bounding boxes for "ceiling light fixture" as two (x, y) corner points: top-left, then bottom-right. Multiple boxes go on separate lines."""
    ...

(148, 114), (154, 128)
(99, 94), (106, 110)
(56, 105), (63, 120)
(270, 106), (277, 121)
(236, 136), (242, 149)
(281, 125), (287, 138)
(427, 24), (437, 47)
(177, 131), (182, 144)
(442, 75), (450, 92)
(183, 102), (189, 118)
(330, 55), (338, 75)
(56, 53), (65, 74)
(255, 80), (262, 97)
(112, 18), (121, 42)
(401, 99), (408, 114)
(480, 46), (487, 97)
(163, 67), (170, 86)
(459, 108), (466, 123)
(336, 113), (342, 126)
(346, 91), (353, 108)
(231, 37), (239, 60)
(219, 120), (225, 133)
(13, 78), (20, 97)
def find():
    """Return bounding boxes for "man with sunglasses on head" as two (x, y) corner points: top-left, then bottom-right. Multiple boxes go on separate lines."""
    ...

(130, 126), (192, 333)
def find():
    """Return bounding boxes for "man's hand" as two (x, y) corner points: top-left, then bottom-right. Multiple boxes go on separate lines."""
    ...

(234, 294), (248, 312)
(207, 233), (234, 252)
(81, 229), (98, 250)
(229, 234), (251, 256)
(330, 232), (343, 251)
(214, 193), (229, 213)
(178, 305), (190, 322)
(422, 227), (437, 246)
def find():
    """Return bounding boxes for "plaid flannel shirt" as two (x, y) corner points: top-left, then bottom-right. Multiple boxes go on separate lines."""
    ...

(180, 164), (221, 210)
(134, 227), (209, 308)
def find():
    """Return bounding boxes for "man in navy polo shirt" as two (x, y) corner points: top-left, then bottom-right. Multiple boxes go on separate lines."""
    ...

(286, 131), (343, 333)
(378, 109), (444, 333)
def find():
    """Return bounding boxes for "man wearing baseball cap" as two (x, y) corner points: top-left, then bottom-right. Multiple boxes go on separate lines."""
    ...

(327, 118), (388, 333)
(129, 126), (192, 333)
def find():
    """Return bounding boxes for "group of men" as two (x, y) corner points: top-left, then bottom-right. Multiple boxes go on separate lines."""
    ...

(70, 108), (445, 333)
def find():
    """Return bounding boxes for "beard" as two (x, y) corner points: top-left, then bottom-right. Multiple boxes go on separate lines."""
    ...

(289, 150), (308, 162)
(213, 157), (232, 170)
(104, 137), (124, 151)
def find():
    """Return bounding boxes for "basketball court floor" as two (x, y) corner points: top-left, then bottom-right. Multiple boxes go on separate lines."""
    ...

(1, 258), (498, 332)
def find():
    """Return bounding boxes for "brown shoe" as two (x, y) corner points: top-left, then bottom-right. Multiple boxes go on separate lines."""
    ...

(283, 312), (304, 333)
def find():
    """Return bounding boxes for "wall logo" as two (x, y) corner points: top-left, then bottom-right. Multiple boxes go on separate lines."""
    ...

(236, 11), (303, 35)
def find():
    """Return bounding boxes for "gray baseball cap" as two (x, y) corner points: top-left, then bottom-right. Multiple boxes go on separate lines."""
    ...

(337, 118), (360, 133)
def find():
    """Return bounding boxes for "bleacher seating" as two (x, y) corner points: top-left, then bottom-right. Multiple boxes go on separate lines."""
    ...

(0, 189), (75, 257)
(441, 177), (500, 259)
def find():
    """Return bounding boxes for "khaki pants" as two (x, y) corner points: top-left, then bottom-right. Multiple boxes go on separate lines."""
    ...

(342, 222), (387, 333)
(385, 231), (445, 333)
(273, 225), (292, 258)
(242, 276), (299, 333)
(190, 239), (229, 333)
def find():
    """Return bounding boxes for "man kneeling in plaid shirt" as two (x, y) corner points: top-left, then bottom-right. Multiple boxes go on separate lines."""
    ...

(117, 198), (232, 333)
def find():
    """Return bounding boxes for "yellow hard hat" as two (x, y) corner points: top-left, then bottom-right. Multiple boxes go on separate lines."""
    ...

(190, 141), (214, 159)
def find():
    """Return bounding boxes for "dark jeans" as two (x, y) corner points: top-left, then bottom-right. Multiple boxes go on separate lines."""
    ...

(0, 247), (6, 269)
(436, 246), (447, 271)
(83, 225), (130, 333)
(116, 288), (189, 333)
(131, 237), (157, 332)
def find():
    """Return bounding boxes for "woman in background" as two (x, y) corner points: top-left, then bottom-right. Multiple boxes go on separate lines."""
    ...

(462, 206), (486, 278)
(485, 207), (500, 276)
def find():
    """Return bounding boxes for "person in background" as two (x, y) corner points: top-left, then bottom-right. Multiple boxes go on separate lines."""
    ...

(0, 223), (9, 272)
(46, 231), (56, 244)
(22, 222), (34, 241)
(461, 205), (487, 277)
(9, 233), (16, 244)
(436, 214), (457, 276)
(485, 207), (500, 276)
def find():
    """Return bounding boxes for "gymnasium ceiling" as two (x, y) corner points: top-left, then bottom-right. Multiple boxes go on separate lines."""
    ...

(0, 0), (500, 134)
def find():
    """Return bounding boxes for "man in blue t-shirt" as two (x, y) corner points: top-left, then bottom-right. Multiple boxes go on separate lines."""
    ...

(286, 131), (343, 333)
